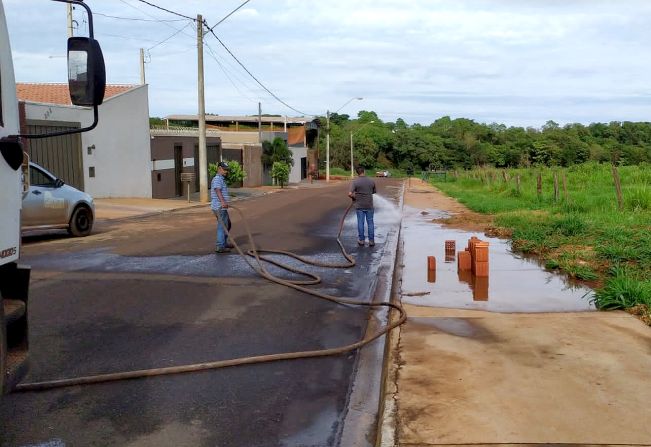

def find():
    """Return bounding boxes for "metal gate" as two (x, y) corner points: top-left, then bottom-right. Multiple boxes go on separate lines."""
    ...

(26, 120), (84, 191)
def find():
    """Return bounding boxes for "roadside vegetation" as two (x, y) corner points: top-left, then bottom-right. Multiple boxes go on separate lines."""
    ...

(208, 160), (246, 186)
(431, 163), (651, 324)
(319, 112), (651, 173)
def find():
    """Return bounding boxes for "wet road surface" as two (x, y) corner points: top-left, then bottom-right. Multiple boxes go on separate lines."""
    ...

(1, 180), (402, 447)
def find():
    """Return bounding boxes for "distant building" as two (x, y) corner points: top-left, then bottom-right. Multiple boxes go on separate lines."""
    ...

(161, 114), (319, 184)
(17, 82), (152, 198)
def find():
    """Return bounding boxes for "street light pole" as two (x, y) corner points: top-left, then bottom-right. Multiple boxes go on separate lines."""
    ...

(325, 97), (363, 182)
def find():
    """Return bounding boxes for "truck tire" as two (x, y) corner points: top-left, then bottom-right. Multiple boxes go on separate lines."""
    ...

(68, 205), (93, 237)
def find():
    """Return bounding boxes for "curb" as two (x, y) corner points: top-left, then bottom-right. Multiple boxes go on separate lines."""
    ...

(337, 182), (405, 447)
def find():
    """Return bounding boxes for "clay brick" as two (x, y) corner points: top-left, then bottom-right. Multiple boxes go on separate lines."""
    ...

(474, 260), (489, 277)
(474, 241), (489, 262)
(427, 270), (436, 283)
(458, 269), (472, 285)
(457, 251), (471, 271)
(472, 276), (489, 301)
(427, 256), (436, 271)
(445, 240), (456, 252)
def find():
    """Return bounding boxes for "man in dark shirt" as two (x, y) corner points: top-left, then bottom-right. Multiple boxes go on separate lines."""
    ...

(348, 166), (377, 247)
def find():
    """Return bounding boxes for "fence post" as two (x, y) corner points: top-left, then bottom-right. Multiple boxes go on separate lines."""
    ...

(537, 172), (542, 198)
(553, 172), (559, 203)
(611, 164), (624, 211)
(516, 174), (521, 194)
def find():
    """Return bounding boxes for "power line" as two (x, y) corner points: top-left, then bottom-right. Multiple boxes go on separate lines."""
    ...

(204, 25), (308, 116)
(147, 21), (193, 51)
(97, 32), (162, 43)
(134, 0), (196, 21)
(116, 0), (197, 54)
(117, 0), (196, 40)
(204, 41), (258, 103)
(95, 12), (186, 22)
(208, 0), (252, 32)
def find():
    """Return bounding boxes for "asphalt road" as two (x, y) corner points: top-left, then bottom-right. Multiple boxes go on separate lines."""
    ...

(1, 179), (403, 447)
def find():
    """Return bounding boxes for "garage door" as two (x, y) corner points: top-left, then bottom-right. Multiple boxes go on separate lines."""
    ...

(26, 120), (84, 191)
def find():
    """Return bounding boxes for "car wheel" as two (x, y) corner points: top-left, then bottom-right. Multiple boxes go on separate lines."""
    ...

(68, 205), (93, 237)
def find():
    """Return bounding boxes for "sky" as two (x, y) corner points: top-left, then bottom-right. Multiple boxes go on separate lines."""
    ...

(4, 0), (651, 128)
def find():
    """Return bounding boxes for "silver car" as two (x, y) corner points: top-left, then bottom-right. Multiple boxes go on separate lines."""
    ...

(21, 162), (95, 236)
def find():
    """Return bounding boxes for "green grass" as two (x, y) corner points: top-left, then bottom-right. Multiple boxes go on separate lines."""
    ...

(432, 163), (651, 320)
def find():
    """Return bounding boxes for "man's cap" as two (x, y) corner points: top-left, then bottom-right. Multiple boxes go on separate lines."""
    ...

(217, 161), (229, 169)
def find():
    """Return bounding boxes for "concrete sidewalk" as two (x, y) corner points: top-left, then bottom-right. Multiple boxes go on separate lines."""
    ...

(379, 179), (651, 446)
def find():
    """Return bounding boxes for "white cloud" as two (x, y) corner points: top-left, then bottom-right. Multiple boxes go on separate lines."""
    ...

(4, 0), (651, 127)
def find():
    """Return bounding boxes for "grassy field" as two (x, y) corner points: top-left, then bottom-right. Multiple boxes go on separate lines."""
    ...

(430, 162), (651, 324)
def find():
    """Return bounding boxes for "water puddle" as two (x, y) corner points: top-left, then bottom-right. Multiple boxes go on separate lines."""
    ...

(401, 205), (594, 312)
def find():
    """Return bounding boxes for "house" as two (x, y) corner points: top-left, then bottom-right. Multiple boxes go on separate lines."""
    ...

(17, 82), (152, 198)
(161, 114), (319, 185)
(150, 128), (221, 199)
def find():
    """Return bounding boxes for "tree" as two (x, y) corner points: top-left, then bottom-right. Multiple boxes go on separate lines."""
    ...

(271, 162), (290, 188)
(262, 137), (294, 168)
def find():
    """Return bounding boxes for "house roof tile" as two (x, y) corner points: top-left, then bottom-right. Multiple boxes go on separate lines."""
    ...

(16, 83), (137, 106)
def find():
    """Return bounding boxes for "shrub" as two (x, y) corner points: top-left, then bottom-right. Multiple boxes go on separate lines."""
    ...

(272, 162), (290, 188)
(209, 161), (246, 186)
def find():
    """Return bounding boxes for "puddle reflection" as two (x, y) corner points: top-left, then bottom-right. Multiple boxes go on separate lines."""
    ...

(401, 205), (594, 313)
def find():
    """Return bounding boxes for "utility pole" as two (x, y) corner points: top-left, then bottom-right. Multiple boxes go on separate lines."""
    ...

(66, 3), (73, 37)
(325, 110), (330, 182)
(139, 48), (146, 85)
(258, 102), (262, 143)
(197, 14), (208, 203)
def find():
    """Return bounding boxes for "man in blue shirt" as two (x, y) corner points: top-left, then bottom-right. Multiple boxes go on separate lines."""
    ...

(211, 161), (233, 253)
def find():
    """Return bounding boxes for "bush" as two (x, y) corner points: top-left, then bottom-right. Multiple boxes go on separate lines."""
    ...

(272, 162), (290, 188)
(209, 161), (246, 186)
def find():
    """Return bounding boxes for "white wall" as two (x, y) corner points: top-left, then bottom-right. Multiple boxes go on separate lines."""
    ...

(289, 146), (307, 183)
(24, 85), (152, 198)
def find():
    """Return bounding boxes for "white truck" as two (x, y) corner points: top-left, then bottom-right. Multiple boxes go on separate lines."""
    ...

(0, 0), (105, 394)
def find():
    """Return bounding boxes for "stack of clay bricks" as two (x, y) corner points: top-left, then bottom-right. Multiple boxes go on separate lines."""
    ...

(458, 236), (489, 277)
(444, 240), (456, 262)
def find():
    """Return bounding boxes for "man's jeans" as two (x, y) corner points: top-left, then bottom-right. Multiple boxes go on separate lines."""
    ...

(356, 208), (375, 242)
(213, 209), (231, 248)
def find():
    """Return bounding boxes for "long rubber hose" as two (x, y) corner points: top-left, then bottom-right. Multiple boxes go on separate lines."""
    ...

(15, 200), (407, 392)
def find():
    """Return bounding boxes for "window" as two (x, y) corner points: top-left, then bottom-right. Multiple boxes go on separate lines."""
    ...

(29, 166), (56, 187)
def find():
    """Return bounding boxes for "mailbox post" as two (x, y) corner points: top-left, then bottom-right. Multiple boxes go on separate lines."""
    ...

(180, 172), (196, 203)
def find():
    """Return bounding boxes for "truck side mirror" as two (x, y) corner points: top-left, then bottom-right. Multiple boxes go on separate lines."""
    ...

(68, 37), (105, 107)
(15, 1), (106, 140)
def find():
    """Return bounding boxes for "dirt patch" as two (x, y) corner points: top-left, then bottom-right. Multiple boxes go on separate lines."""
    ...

(404, 178), (493, 232)
(627, 304), (651, 325)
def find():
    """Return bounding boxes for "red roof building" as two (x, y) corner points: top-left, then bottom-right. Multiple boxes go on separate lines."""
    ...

(16, 83), (136, 106)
